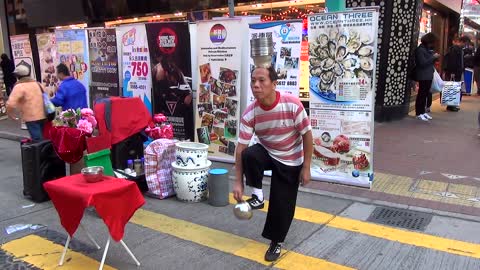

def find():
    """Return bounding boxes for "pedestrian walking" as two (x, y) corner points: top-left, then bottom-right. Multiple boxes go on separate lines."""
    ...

(414, 33), (439, 121)
(0, 54), (17, 96)
(233, 66), (313, 262)
(51, 63), (87, 110)
(6, 64), (46, 141)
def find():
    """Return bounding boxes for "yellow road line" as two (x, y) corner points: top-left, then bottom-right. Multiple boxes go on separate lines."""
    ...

(229, 194), (480, 259)
(131, 209), (354, 270)
(1, 235), (116, 270)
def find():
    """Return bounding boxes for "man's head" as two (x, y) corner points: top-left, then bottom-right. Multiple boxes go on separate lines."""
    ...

(420, 33), (437, 49)
(459, 36), (471, 47)
(250, 66), (278, 102)
(1, 54), (8, 61)
(56, 63), (70, 80)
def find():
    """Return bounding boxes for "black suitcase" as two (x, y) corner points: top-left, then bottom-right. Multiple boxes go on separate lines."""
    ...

(21, 140), (66, 202)
(110, 133), (147, 170)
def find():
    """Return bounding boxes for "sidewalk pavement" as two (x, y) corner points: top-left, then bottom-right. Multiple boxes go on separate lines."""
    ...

(1, 95), (479, 220)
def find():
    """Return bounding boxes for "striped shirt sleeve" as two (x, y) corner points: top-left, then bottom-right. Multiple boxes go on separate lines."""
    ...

(294, 100), (311, 136)
(238, 104), (255, 145)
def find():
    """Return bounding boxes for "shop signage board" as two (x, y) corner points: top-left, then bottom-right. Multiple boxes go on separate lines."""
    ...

(87, 28), (120, 106)
(10, 34), (37, 79)
(247, 20), (303, 103)
(146, 22), (194, 141)
(55, 29), (90, 106)
(117, 24), (153, 114)
(308, 10), (379, 188)
(36, 33), (59, 95)
(195, 19), (244, 163)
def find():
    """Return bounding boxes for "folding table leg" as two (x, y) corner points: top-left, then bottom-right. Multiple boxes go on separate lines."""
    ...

(98, 238), (111, 270)
(59, 235), (71, 266)
(79, 224), (101, 249)
(120, 240), (141, 266)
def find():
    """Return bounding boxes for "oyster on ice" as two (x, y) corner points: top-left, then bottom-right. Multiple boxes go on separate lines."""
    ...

(347, 39), (361, 54)
(327, 41), (337, 59)
(329, 28), (339, 41)
(360, 33), (373, 45)
(310, 57), (323, 67)
(333, 62), (344, 77)
(360, 57), (374, 71)
(336, 46), (347, 61)
(317, 34), (329, 47)
(321, 58), (336, 70)
(316, 47), (330, 60)
(310, 66), (323, 76)
(337, 34), (348, 47)
(341, 56), (360, 70)
(343, 70), (354, 79)
(321, 70), (335, 84)
(358, 46), (374, 57)
(319, 81), (332, 92)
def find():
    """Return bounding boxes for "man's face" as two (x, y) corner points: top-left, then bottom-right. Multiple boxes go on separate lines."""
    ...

(250, 68), (276, 101)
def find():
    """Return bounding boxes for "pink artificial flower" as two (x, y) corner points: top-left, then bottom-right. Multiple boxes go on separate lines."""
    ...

(153, 113), (167, 124)
(161, 124), (174, 139)
(81, 108), (94, 118)
(85, 115), (97, 129)
(77, 119), (93, 134)
(145, 126), (152, 135)
(150, 127), (162, 139)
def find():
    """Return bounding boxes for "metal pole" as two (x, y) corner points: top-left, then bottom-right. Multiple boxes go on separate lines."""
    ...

(325, 0), (346, 12)
(228, 0), (235, 18)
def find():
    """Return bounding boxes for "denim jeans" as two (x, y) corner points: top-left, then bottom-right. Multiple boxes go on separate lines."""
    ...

(26, 119), (46, 142)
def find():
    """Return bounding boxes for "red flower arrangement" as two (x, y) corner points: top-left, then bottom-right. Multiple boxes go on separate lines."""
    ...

(145, 113), (174, 140)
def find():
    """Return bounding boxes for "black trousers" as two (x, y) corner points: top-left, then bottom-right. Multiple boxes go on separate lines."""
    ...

(416, 80), (432, 116)
(242, 144), (302, 243)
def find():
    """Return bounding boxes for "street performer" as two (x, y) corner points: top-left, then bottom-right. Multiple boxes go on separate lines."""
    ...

(233, 65), (313, 262)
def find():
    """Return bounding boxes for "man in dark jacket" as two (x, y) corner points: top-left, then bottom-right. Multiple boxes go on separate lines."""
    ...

(0, 54), (17, 96)
(443, 37), (468, 111)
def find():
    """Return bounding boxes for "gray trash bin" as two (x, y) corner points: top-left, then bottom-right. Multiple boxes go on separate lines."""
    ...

(208, 168), (229, 207)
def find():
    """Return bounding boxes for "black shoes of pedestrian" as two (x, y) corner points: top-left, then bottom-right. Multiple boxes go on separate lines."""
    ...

(265, 242), (282, 262)
(246, 194), (264, 210)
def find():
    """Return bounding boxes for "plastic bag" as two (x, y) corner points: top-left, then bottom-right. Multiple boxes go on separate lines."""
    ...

(430, 70), (444, 93)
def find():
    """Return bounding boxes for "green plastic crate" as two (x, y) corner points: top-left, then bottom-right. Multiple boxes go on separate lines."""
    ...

(84, 149), (114, 176)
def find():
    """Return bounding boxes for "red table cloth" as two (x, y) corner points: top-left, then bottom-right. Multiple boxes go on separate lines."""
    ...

(43, 175), (145, 242)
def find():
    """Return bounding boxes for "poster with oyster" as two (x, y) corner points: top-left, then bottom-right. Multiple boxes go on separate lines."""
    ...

(308, 10), (379, 188)
(247, 20), (302, 103)
(195, 19), (244, 163)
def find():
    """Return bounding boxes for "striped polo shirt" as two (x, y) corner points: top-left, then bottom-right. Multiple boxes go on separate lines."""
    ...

(238, 91), (311, 166)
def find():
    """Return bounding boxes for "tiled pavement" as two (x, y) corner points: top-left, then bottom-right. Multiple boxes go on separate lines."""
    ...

(1, 95), (479, 217)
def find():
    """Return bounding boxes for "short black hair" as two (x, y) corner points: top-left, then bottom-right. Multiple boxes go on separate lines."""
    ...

(420, 33), (437, 46)
(252, 66), (278, 82)
(56, 63), (70, 76)
(460, 36), (471, 44)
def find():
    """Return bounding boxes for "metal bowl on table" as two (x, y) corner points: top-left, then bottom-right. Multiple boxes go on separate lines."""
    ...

(81, 166), (104, 183)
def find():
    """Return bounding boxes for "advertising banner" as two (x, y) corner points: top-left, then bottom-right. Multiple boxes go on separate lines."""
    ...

(10, 34), (36, 79)
(308, 10), (379, 188)
(117, 24), (153, 114)
(247, 20), (302, 103)
(36, 33), (59, 95)
(87, 28), (120, 106)
(195, 19), (244, 162)
(55, 29), (90, 105)
(146, 22), (194, 141)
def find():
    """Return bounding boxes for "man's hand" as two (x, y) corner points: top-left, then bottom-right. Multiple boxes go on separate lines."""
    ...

(233, 180), (244, 202)
(299, 166), (311, 186)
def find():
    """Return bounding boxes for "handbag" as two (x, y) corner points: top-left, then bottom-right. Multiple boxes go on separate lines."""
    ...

(430, 69), (444, 93)
(37, 83), (56, 121)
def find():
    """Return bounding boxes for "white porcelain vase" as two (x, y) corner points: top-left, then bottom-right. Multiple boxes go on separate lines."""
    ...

(172, 160), (211, 202)
(175, 142), (209, 169)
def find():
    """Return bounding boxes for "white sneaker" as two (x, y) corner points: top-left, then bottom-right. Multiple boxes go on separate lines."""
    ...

(423, 113), (433, 120)
(417, 114), (429, 121)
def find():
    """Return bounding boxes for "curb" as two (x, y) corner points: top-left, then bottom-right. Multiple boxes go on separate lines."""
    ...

(0, 131), (28, 142)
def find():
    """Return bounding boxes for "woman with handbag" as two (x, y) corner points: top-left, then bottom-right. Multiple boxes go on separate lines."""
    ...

(6, 64), (46, 141)
(414, 33), (439, 121)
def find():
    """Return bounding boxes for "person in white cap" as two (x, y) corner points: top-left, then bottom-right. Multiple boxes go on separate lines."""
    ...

(233, 65), (313, 262)
(6, 64), (46, 141)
